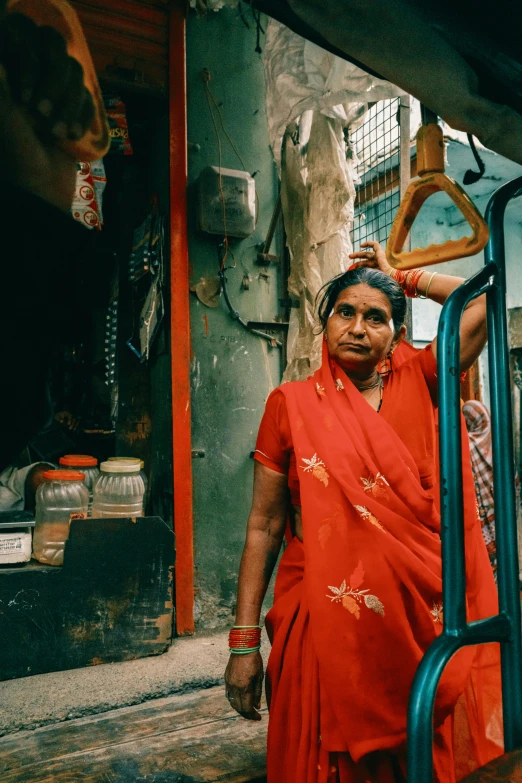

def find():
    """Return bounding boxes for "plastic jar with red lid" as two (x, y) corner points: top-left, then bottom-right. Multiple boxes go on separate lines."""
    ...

(59, 455), (100, 514)
(33, 470), (89, 566)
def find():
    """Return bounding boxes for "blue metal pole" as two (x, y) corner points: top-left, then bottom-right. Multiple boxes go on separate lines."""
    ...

(407, 175), (522, 781)
(484, 177), (522, 752)
(407, 269), (494, 783)
(438, 270), (493, 633)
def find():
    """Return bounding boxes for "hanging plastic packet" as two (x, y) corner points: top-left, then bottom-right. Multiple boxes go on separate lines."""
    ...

(71, 159), (106, 229)
(104, 95), (133, 155)
(128, 214), (152, 283)
(91, 159), (107, 224)
(71, 162), (100, 229)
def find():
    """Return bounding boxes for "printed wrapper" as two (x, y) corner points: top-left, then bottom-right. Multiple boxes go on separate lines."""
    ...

(71, 160), (106, 230)
(104, 95), (133, 155)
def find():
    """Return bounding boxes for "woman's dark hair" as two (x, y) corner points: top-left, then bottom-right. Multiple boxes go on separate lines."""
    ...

(317, 267), (407, 334)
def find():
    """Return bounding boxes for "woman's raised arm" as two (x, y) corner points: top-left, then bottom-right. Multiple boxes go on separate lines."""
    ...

(348, 240), (487, 372)
(416, 271), (487, 372)
(225, 461), (288, 720)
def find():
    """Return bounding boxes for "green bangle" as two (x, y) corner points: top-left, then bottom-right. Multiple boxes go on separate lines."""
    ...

(229, 646), (261, 655)
(232, 625), (263, 629)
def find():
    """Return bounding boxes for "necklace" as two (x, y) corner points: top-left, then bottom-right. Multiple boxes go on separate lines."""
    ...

(344, 370), (384, 411)
(349, 372), (382, 392)
(377, 375), (384, 412)
(353, 374), (384, 411)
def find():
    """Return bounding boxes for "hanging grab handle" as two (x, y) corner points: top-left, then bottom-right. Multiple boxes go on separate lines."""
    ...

(386, 123), (489, 270)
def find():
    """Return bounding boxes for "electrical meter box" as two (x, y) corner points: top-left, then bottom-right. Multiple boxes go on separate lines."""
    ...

(197, 166), (256, 239)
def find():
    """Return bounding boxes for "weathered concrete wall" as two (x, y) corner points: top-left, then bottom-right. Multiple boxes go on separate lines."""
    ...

(186, 10), (282, 629)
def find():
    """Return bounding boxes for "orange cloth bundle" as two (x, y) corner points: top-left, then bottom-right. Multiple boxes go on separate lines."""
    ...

(7, 0), (109, 161)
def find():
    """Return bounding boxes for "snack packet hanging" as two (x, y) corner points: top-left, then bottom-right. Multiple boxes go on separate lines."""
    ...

(104, 96), (133, 155)
(71, 162), (100, 229)
(91, 159), (107, 224)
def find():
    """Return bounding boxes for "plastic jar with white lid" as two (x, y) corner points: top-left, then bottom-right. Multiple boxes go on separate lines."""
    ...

(33, 470), (89, 566)
(59, 455), (100, 514)
(92, 461), (145, 518)
(107, 457), (148, 509)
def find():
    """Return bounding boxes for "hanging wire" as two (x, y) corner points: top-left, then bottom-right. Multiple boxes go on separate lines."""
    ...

(202, 67), (259, 267)
(237, 1), (251, 30)
(218, 244), (281, 347)
(252, 7), (265, 53)
(201, 69), (278, 348)
(463, 134), (486, 185)
(202, 68), (230, 269)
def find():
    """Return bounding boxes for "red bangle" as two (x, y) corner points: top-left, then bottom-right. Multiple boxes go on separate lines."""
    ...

(228, 626), (262, 650)
(404, 269), (424, 298)
(388, 268), (407, 286)
(228, 637), (261, 645)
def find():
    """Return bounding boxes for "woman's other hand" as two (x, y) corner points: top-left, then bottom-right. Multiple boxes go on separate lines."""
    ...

(348, 240), (393, 276)
(225, 651), (264, 721)
(55, 410), (79, 431)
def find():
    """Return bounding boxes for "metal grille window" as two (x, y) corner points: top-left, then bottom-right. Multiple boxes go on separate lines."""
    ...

(351, 97), (410, 247)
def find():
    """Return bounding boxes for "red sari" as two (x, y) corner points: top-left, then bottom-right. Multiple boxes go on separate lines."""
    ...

(255, 342), (502, 783)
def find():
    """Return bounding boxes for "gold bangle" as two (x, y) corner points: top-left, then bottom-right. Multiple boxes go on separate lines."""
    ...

(418, 272), (438, 300)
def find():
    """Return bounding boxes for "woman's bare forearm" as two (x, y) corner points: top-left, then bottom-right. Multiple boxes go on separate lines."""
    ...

(233, 462), (288, 626)
(418, 271), (487, 370)
(234, 523), (285, 626)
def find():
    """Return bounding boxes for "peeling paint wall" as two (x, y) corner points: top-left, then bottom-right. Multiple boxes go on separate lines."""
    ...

(186, 10), (282, 629)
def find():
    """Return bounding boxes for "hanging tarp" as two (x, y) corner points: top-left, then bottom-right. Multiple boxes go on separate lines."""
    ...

(264, 20), (403, 168)
(257, 0), (522, 168)
(264, 20), (403, 381)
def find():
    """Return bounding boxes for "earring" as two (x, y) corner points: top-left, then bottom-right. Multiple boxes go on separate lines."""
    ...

(378, 350), (394, 376)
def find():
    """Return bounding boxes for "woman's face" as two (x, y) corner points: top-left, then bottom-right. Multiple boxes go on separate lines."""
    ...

(325, 283), (405, 375)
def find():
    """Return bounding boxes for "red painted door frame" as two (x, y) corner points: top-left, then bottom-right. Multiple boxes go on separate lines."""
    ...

(169, 3), (194, 635)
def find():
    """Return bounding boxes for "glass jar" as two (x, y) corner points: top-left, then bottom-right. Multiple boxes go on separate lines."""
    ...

(59, 455), (100, 515)
(92, 461), (145, 518)
(107, 457), (148, 506)
(33, 471), (89, 566)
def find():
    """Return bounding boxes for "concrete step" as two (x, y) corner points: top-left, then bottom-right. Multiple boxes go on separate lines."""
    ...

(0, 685), (268, 782)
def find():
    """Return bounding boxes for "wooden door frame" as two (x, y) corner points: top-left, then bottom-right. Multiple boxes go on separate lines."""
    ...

(169, 3), (194, 635)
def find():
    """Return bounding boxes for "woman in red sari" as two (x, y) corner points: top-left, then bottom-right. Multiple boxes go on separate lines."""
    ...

(225, 240), (502, 782)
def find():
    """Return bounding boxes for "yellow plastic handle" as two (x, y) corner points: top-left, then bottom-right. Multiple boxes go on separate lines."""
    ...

(386, 124), (489, 270)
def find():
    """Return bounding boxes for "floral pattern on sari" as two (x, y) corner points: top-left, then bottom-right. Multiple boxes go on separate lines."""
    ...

(317, 507), (345, 548)
(301, 454), (329, 486)
(354, 504), (385, 531)
(360, 472), (389, 500)
(431, 601), (443, 624)
(327, 561), (385, 619)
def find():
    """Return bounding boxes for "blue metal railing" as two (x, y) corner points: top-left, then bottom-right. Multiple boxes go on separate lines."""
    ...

(407, 176), (522, 781)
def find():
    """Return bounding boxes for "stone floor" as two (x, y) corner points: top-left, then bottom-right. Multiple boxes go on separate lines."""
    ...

(0, 630), (271, 736)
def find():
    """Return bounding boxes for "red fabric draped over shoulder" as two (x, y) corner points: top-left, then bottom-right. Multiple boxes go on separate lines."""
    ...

(265, 342), (502, 783)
